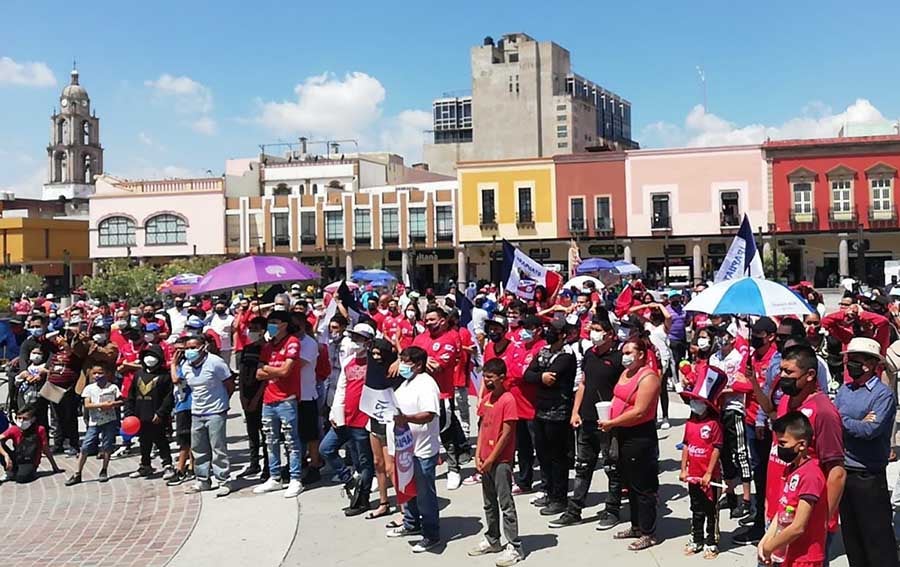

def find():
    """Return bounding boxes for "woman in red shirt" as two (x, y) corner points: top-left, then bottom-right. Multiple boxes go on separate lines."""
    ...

(600, 339), (661, 551)
(394, 303), (424, 351)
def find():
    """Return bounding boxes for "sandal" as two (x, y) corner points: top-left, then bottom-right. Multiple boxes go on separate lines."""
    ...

(365, 503), (391, 520)
(384, 519), (404, 529)
(702, 546), (718, 560)
(614, 527), (641, 540)
(628, 535), (657, 551)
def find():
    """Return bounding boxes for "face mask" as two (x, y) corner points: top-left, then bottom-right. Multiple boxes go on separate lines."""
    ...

(398, 364), (415, 380)
(697, 338), (711, 350)
(215, 307), (227, 314)
(750, 336), (766, 350)
(130, 316), (140, 326)
(508, 316), (520, 328)
(29, 353), (43, 364)
(621, 354), (635, 367)
(426, 322), (441, 333)
(143, 333), (156, 343)
(248, 331), (263, 343)
(406, 310), (416, 319)
(617, 328), (630, 341)
(484, 381), (496, 391)
(779, 377), (801, 396)
(92, 333), (108, 344)
(184, 348), (202, 362)
(94, 374), (108, 384)
(576, 306), (588, 315)
(330, 331), (342, 340)
(806, 325), (820, 337)
(519, 329), (534, 343)
(273, 305), (287, 312)
(689, 399), (707, 415)
(267, 323), (281, 338)
(544, 329), (561, 345)
(487, 330), (504, 343)
(776, 444), (800, 464)
(846, 360), (867, 380)
(143, 355), (160, 367)
(16, 418), (34, 430)
(29, 328), (44, 338)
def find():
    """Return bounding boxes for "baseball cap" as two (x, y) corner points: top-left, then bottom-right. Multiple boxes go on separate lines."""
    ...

(186, 315), (204, 329)
(144, 322), (161, 333)
(348, 322), (375, 340)
(484, 314), (508, 329)
(751, 317), (777, 334)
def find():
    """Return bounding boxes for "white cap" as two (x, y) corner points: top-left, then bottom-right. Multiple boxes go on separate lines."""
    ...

(348, 322), (375, 339)
(46, 293), (55, 300)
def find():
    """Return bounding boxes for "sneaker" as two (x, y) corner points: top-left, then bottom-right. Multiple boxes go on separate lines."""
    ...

(446, 471), (462, 491)
(462, 473), (482, 486)
(684, 542), (703, 555)
(548, 511), (581, 528)
(166, 472), (186, 487)
(237, 465), (261, 479)
(738, 513), (758, 527)
(64, 473), (82, 486)
(64, 447), (79, 457)
(539, 501), (567, 516)
(184, 481), (212, 494)
(495, 544), (524, 567)
(386, 525), (421, 538)
(98, 470), (109, 483)
(659, 420), (671, 430)
(730, 500), (752, 519)
(468, 538), (503, 556)
(111, 445), (130, 459)
(253, 477), (284, 494)
(162, 466), (176, 481)
(511, 484), (531, 496)
(732, 524), (764, 545)
(129, 467), (154, 479)
(531, 495), (550, 508)
(528, 491), (546, 505)
(344, 501), (370, 517)
(411, 537), (440, 553)
(300, 466), (321, 486)
(284, 479), (304, 498)
(215, 482), (232, 497)
(595, 510), (620, 531)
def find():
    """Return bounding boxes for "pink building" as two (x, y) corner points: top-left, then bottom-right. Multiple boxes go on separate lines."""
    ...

(89, 175), (225, 261)
(625, 145), (768, 285)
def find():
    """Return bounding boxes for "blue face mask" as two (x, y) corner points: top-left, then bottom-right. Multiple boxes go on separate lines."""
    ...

(399, 364), (415, 380)
(184, 348), (202, 362)
(29, 328), (44, 338)
(519, 329), (534, 343)
(267, 323), (281, 338)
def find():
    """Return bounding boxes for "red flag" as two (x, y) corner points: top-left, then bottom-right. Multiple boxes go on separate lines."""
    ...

(614, 283), (635, 318)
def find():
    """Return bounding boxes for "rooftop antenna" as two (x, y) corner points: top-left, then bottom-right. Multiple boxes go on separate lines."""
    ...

(696, 65), (707, 113)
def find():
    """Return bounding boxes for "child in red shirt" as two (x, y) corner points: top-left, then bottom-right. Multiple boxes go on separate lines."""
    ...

(0, 404), (60, 483)
(469, 358), (522, 563)
(759, 411), (828, 567)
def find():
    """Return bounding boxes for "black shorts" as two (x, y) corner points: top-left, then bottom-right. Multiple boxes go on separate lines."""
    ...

(175, 411), (192, 449)
(370, 417), (387, 444)
(298, 400), (319, 442)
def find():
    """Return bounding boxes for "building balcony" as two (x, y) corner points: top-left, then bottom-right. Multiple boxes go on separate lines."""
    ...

(516, 210), (535, 229)
(354, 235), (371, 246)
(828, 207), (858, 228)
(569, 217), (587, 236)
(383, 234), (399, 245)
(594, 217), (614, 235)
(789, 209), (818, 228)
(651, 215), (672, 232)
(869, 205), (897, 227)
(300, 234), (316, 246)
(479, 213), (498, 230)
(436, 232), (453, 243)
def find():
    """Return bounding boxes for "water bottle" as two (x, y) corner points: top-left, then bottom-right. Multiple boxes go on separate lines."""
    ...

(770, 505), (795, 563)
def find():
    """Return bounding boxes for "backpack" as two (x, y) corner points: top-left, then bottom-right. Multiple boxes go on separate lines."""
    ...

(884, 339), (900, 376)
(315, 343), (331, 382)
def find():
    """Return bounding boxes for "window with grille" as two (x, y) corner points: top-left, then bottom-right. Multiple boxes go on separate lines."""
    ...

(145, 214), (186, 245)
(325, 211), (343, 244)
(793, 183), (813, 214)
(830, 180), (852, 213)
(98, 216), (135, 247)
(354, 209), (371, 243)
(409, 208), (426, 241)
(436, 206), (453, 241)
(300, 212), (316, 245)
(272, 212), (289, 246)
(872, 178), (893, 211)
(382, 209), (399, 243)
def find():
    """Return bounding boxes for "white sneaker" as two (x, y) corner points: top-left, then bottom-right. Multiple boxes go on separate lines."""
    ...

(660, 420), (671, 430)
(528, 491), (547, 505)
(252, 477), (283, 494)
(468, 538), (503, 556)
(0, 469), (8, 483)
(446, 471), (462, 491)
(495, 544), (524, 566)
(284, 479), (304, 498)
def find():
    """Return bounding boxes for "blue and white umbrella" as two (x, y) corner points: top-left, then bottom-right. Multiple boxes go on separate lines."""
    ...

(683, 277), (814, 316)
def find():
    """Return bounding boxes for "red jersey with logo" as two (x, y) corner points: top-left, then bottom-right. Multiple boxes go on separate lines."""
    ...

(341, 358), (369, 428)
(577, 312), (591, 340)
(454, 327), (474, 388)
(381, 312), (404, 341)
(746, 345), (777, 426)
(683, 415), (723, 494)
(412, 328), (460, 399)
(398, 319), (424, 350)
(505, 339), (546, 420)
(776, 458), (828, 565)
(482, 340), (526, 417)
(765, 392), (843, 527)
(477, 390), (518, 463)
(116, 340), (143, 397)
(260, 335), (302, 404)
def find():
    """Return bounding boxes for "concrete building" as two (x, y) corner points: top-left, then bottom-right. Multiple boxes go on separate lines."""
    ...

(0, 217), (90, 289)
(89, 175), (226, 261)
(424, 33), (637, 176)
(764, 135), (900, 286)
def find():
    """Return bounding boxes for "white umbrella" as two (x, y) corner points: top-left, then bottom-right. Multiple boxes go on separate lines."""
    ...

(562, 275), (604, 291)
(684, 277), (813, 316)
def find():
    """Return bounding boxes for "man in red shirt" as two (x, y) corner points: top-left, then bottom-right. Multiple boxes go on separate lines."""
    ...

(380, 298), (404, 340)
(510, 315), (547, 495)
(413, 306), (471, 490)
(821, 303), (889, 355)
(252, 311), (305, 498)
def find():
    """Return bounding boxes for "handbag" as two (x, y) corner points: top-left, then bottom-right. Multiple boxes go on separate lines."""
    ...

(39, 381), (68, 404)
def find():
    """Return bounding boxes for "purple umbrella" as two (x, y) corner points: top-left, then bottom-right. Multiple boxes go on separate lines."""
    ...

(189, 256), (319, 295)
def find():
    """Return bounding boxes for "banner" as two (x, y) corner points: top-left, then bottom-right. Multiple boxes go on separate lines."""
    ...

(392, 424), (417, 505)
(714, 214), (765, 283)
(500, 240), (562, 299)
(456, 288), (483, 393)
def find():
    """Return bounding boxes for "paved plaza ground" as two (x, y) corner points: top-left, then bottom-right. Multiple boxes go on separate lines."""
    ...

(5, 384), (890, 567)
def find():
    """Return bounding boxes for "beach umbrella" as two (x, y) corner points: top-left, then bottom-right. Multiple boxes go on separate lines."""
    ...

(562, 275), (604, 291)
(612, 260), (642, 276)
(157, 273), (202, 295)
(575, 258), (616, 274)
(189, 256), (319, 296)
(683, 277), (813, 316)
(351, 269), (397, 283)
(324, 280), (360, 294)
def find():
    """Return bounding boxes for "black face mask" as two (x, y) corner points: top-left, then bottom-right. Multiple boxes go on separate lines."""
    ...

(750, 336), (766, 350)
(544, 328), (561, 345)
(484, 381), (496, 391)
(776, 444), (800, 464)
(779, 377), (801, 396)
(215, 307), (226, 314)
(846, 360), (867, 380)
(487, 330), (504, 343)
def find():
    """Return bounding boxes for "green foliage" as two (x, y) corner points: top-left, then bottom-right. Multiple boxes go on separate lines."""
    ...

(763, 248), (791, 280)
(0, 271), (44, 299)
(158, 256), (225, 279)
(81, 259), (160, 301)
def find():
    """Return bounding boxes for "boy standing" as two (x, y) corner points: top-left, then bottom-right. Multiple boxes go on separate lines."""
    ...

(237, 316), (268, 479)
(126, 344), (174, 479)
(66, 364), (123, 485)
(469, 358), (523, 567)
(759, 411), (828, 567)
(167, 336), (193, 486)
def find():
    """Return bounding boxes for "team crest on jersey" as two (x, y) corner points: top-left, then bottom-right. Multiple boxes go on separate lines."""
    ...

(432, 343), (440, 352)
(700, 425), (712, 440)
(800, 408), (813, 418)
(788, 474), (800, 491)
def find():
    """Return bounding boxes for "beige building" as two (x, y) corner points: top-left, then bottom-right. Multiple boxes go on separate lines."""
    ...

(424, 33), (637, 176)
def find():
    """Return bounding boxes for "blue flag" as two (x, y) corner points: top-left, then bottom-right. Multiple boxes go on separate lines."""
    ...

(714, 214), (765, 283)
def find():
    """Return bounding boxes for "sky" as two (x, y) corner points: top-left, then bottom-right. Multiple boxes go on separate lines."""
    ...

(3, 0), (900, 198)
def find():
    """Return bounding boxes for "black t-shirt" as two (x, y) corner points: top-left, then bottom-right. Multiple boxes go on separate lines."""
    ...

(239, 343), (263, 398)
(579, 346), (624, 421)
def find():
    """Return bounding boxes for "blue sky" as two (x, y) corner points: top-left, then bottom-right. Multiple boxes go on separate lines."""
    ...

(3, 0), (900, 196)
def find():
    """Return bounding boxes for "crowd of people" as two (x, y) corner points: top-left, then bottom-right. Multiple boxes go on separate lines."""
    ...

(1, 276), (900, 567)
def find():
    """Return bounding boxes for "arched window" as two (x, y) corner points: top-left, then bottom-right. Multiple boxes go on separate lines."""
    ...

(57, 119), (66, 145)
(312, 183), (318, 194)
(54, 151), (67, 182)
(145, 214), (187, 245)
(299, 183), (305, 195)
(98, 216), (136, 247)
(60, 120), (68, 144)
(82, 121), (90, 145)
(83, 154), (92, 181)
(273, 183), (291, 196)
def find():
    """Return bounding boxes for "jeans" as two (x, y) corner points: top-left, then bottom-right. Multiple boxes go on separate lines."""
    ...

(320, 425), (373, 491)
(262, 399), (302, 480)
(533, 418), (570, 504)
(191, 412), (229, 483)
(746, 424), (771, 527)
(403, 454), (440, 541)
(244, 408), (268, 469)
(569, 423), (619, 516)
(515, 419), (538, 490)
(439, 397), (470, 474)
(482, 462), (520, 549)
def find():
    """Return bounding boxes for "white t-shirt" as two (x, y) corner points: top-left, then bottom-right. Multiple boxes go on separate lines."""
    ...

(645, 322), (672, 368)
(207, 313), (235, 353)
(394, 372), (441, 458)
(167, 307), (187, 340)
(82, 382), (121, 426)
(297, 334), (319, 401)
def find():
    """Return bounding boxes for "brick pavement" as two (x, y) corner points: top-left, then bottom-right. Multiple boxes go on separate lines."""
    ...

(0, 452), (200, 567)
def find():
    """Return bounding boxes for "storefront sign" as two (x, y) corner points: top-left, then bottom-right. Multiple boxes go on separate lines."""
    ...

(587, 244), (623, 256)
(664, 244), (686, 256)
(529, 247), (551, 260)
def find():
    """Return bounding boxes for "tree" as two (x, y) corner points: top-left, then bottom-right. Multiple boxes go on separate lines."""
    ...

(763, 248), (791, 282)
(81, 259), (160, 300)
(0, 271), (44, 299)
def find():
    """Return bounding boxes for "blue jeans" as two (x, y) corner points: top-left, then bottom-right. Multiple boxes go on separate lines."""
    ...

(320, 425), (373, 489)
(191, 412), (229, 483)
(403, 454), (440, 541)
(262, 399), (303, 480)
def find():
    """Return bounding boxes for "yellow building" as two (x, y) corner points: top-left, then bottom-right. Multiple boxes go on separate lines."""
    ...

(457, 157), (558, 281)
(0, 217), (91, 280)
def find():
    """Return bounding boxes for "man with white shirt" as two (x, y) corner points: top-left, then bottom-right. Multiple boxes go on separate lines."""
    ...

(166, 297), (188, 341)
(291, 313), (321, 484)
(206, 299), (235, 367)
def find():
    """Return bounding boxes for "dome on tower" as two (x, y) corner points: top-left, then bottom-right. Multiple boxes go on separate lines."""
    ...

(61, 68), (89, 100)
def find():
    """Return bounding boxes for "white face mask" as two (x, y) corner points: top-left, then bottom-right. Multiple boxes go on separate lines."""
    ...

(406, 310), (416, 319)
(273, 305), (287, 312)
(29, 353), (43, 364)
(92, 333), (108, 344)
(589, 330), (606, 345)
(17, 418), (34, 430)
(143, 333), (156, 343)
(621, 354), (635, 368)
(247, 331), (263, 343)
(689, 399), (707, 415)
(697, 337), (711, 350)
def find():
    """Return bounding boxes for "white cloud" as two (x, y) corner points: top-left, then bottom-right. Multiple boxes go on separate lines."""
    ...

(377, 110), (432, 164)
(0, 57), (56, 87)
(641, 99), (889, 148)
(144, 73), (213, 114)
(190, 116), (217, 135)
(137, 132), (154, 146)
